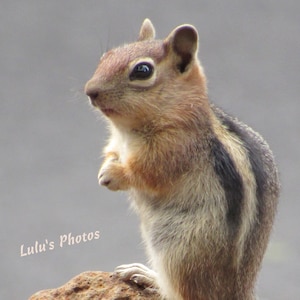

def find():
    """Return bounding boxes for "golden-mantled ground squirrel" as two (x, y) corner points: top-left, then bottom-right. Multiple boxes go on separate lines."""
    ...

(85, 19), (279, 300)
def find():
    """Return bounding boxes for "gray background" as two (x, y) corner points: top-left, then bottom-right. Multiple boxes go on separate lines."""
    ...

(1, 1), (299, 299)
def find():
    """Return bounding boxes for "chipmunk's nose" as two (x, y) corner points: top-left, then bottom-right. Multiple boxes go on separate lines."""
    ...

(85, 81), (100, 104)
(87, 90), (99, 102)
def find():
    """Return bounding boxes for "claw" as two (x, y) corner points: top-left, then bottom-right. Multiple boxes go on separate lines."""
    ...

(114, 263), (158, 289)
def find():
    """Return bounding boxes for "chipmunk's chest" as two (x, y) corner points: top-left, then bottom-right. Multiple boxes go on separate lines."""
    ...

(110, 127), (141, 164)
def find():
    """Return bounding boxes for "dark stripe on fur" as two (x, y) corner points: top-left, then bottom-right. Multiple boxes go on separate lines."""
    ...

(210, 137), (244, 228)
(212, 106), (266, 202)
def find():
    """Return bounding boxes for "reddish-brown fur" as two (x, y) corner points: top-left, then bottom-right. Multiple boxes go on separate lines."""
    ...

(85, 19), (279, 300)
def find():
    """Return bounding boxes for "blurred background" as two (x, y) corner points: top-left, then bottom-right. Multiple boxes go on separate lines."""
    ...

(1, 1), (299, 299)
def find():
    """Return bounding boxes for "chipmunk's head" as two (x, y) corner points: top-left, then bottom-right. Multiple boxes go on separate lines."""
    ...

(85, 19), (208, 129)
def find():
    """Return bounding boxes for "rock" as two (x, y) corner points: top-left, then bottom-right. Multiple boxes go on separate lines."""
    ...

(29, 271), (161, 300)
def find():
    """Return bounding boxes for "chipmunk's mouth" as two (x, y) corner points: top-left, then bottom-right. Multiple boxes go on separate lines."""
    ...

(100, 107), (118, 117)
(90, 98), (116, 117)
(88, 95), (119, 117)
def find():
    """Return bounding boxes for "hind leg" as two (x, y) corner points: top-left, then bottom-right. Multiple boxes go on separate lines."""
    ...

(114, 263), (159, 289)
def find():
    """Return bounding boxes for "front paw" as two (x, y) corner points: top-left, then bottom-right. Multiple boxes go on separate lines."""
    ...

(98, 159), (128, 191)
(98, 168), (113, 189)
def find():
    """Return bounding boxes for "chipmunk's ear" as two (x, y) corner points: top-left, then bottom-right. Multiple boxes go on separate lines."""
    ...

(165, 24), (198, 73)
(138, 18), (156, 41)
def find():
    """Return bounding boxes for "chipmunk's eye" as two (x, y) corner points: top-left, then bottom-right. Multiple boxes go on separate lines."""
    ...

(129, 62), (153, 81)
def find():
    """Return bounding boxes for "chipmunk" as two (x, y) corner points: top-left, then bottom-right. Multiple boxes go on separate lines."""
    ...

(85, 19), (279, 300)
